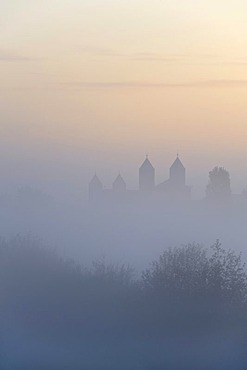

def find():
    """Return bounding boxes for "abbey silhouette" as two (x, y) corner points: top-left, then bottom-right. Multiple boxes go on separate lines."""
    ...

(89, 174), (103, 201)
(89, 155), (191, 203)
(156, 155), (190, 200)
(139, 155), (155, 192)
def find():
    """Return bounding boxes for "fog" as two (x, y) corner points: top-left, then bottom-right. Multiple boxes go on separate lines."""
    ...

(1, 145), (247, 268)
(2, 0), (247, 367)
(1, 195), (247, 269)
(1, 145), (247, 369)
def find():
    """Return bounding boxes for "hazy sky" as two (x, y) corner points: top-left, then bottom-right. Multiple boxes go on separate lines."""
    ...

(1, 0), (247, 196)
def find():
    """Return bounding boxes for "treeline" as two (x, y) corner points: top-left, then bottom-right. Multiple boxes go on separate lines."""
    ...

(1, 237), (247, 369)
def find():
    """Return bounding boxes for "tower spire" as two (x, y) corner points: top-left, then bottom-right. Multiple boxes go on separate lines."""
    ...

(139, 154), (155, 192)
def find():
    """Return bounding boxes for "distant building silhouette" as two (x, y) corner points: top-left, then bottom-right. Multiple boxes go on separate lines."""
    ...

(112, 174), (126, 193)
(89, 174), (103, 201)
(156, 155), (190, 201)
(89, 154), (191, 204)
(170, 155), (186, 187)
(139, 155), (155, 192)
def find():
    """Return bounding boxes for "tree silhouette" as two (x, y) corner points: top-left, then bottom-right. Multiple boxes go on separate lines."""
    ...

(143, 241), (247, 306)
(242, 186), (247, 198)
(142, 243), (209, 299)
(2, 237), (247, 369)
(206, 166), (231, 202)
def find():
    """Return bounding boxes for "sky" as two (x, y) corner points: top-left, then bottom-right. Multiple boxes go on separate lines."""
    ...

(1, 0), (247, 197)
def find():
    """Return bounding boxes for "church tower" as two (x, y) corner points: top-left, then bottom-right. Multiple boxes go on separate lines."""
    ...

(139, 155), (155, 192)
(89, 174), (103, 200)
(169, 155), (186, 188)
(112, 174), (126, 192)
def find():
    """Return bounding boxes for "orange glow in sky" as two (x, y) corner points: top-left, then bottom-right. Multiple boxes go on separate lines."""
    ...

(1, 0), (247, 193)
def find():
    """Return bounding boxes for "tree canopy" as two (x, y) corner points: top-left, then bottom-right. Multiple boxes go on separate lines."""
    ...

(142, 240), (247, 306)
(206, 166), (232, 202)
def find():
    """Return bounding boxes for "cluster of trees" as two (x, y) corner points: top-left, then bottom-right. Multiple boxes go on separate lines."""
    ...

(206, 166), (247, 202)
(1, 237), (247, 369)
(143, 240), (246, 305)
(206, 167), (232, 202)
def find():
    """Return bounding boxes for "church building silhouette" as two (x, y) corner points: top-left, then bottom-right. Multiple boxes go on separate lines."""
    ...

(89, 155), (191, 203)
